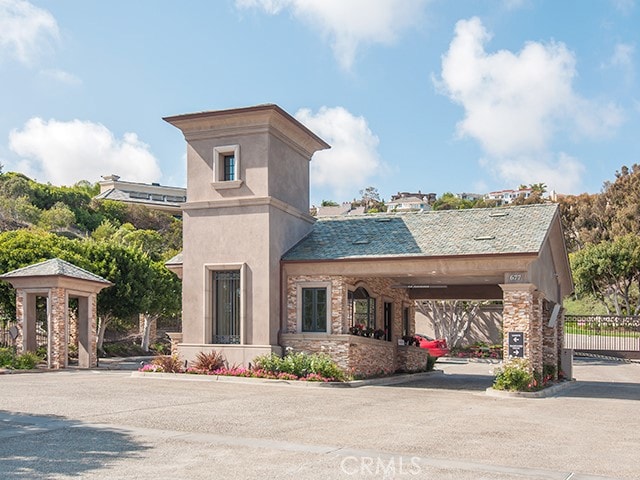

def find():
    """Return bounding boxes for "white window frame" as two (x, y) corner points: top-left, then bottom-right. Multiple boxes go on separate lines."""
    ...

(296, 281), (331, 334)
(212, 144), (243, 189)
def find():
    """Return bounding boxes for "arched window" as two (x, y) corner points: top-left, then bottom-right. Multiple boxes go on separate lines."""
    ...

(348, 287), (376, 329)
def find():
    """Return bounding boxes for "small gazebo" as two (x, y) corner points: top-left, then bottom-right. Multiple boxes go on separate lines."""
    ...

(0, 258), (112, 369)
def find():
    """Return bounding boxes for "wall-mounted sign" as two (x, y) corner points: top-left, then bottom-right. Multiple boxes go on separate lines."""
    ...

(508, 331), (525, 358)
(505, 272), (528, 284)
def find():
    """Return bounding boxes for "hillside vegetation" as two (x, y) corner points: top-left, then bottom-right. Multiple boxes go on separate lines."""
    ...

(0, 171), (182, 352)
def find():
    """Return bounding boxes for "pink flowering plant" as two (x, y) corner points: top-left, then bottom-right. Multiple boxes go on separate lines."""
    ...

(139, 349), (347, 382)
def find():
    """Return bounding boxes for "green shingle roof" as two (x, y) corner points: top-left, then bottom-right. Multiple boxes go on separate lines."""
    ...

(0, 258), (112, 285)
(283, 204), (559, 261)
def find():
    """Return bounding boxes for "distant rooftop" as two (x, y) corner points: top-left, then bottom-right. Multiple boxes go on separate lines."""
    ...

(95, 175), (186, 212)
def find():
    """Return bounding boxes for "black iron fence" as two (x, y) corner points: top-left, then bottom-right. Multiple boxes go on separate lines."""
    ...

(564, 315), (640, 352)
(0, 320), (48, 349)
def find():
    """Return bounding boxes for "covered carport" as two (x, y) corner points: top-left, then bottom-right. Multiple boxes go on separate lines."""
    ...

(282, 203), (573, 378)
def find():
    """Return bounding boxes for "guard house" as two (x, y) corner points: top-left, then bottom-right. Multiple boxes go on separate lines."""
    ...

(165, 104), (573, 377)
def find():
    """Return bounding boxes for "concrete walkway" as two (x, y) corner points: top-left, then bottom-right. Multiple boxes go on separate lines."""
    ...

(0, 358), (638, 479)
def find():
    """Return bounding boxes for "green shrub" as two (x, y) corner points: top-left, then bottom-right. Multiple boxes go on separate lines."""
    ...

(493, 359), (534, 391)
(253, 351), (346, 381)
(13, 351), (41, 369)
(0, 348), (42, 369)
(0, 347), (16, 367)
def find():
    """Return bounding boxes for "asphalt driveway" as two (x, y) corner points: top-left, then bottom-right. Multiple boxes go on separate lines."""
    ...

(0, 358), (638, 479)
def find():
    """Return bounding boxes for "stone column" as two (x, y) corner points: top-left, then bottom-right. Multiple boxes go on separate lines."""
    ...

(89, 293), (98, 368)
(68, 305), (78, 351)
(48, 287), (68, 369)
(15, 289), (25, 355)
(500, 284), (543, 375)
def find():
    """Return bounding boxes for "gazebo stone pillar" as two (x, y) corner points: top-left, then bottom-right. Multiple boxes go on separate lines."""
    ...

(49, 287), (68, 369)
(500, 283), (544, 375)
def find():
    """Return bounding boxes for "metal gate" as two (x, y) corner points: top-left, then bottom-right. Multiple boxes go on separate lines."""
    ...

(564, 315), (640, 352)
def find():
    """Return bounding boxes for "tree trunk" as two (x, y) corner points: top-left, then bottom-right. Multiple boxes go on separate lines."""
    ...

(96, 313), (112, 354)
(140, 313), (158, 352)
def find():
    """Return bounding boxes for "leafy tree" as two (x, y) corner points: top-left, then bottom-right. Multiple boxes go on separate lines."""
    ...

(602, 164), (640, 238)
(432, 192), (476, 210)
(38, 202), (76, 231)
(91, 219), (119, 242)
(558, 193), (610, 252)
(0, 229), (181, 352)
(570, 234), (640, 315)
(0, 196), (41, 225)
(0, 230), (89, 317)
(357, 186), (385, 213)
(138, 261), (181, 351)
(321, 200), (339, 207)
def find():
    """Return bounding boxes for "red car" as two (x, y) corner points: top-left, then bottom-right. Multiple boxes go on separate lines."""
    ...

(415, 334), (450, 358)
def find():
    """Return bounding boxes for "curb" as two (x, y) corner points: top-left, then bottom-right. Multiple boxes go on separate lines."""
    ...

(0, 368), (43, 375)
(485, 379), (578, 399)
(131, 369), (443, 388)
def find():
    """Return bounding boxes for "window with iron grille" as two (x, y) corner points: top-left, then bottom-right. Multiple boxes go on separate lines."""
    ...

(213, 270), (240, 344)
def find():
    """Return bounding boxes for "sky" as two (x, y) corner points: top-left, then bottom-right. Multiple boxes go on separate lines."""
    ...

(0, 0), (638, 206)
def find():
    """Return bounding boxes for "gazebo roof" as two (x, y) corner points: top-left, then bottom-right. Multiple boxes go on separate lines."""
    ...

(0, 258), (112, 285)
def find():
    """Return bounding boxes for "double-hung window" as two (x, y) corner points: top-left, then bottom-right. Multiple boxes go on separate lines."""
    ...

(223, 155), (235, 181)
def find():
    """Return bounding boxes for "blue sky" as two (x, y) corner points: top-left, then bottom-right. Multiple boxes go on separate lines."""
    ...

(1, 0), (638, 206)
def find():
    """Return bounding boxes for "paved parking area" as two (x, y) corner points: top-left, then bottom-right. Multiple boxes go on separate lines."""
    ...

(0, 358), (638, 479)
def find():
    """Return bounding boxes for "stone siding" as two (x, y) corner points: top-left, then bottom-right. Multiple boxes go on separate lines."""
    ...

(501, 284), (543, 374)
(49, 287), (67, 369)
(281, 334), (396, 377)
(15, 289), (24, 355)
(396, 345), (431, 373)
(284, 274), (414, 377)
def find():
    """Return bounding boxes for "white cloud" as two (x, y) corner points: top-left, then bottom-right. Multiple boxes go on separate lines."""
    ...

(490, 152), (585, 194)
(40, 68), (82, 85)
(609, 42), (635, 69)
(611, 0), (635, 14)
(435, 17), (623, 193)
(236, 0), (427, 70)
(8, 118), (162, 185)
(0, 0), (59, 65)
(295, 106), (382, 197)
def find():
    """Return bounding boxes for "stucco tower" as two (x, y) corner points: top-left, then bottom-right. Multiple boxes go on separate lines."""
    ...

(164, 105), (329, 365)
